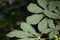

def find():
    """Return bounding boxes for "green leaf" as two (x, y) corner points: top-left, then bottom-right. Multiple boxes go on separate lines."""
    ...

(48, 1), (60, 14)
(38, 18), (52, 33)
(49, 31), (55, 39)
(44, 10), (60, 19)
(21, 22), (36, 35)
(48, 19), (55, 28)
(46, 0), (51, 4)
(38, 18), (48, 32)
(27, 3), (43, 13)
(55, 25), (60, 30)
(18, 38), (36, 40)
(26, 14), (44, 25)
(49, 25), (59, 39)
(37, 0), (48, 9)
(7, 30), (32, 38)
(49, 30), (59, 39)
(42, 29), (52, 33)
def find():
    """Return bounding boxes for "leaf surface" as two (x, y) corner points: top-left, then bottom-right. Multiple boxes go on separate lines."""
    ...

(49, 30), (58, 39)
(42, 29), (52, 33)
(49, 1), (60, 14)
(27, 3), (43, 13)
(26, 14), (44, 25)
(21, 22), (36, 35)
(48, 19), (55, 28)
(38, 18), (48, 31)
(7, 30), (32, 38)
(55, 25), (60, 30)
(44, 10), (60, 19)
(37, 0), (48, 9)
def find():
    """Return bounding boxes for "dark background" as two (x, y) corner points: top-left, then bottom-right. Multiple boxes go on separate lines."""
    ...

(0, 0), (36, 40)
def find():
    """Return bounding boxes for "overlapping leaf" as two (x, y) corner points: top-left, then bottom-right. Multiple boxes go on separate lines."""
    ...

(7, 30), (32, 38)
(21, 22), (36, 35)
(37, 0), (48, 9)
(38, 18), (52, 33)
(48, 1), (60, 14)
(38, 18), (48, 31)
(49, 30), (59, 39)
(42, 29), (52, 33)
(55, 25), (60, 30)
(48, 19), (55, 28)
(48, 25), (60, 39)
(43, 10), (60, 19)
(7, 0), (60, 40)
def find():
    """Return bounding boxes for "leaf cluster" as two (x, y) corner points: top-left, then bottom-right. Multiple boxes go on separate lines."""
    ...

(7, 0), (60, 40)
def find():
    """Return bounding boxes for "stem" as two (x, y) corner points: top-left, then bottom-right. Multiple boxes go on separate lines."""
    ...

(56, 20), (60, 26)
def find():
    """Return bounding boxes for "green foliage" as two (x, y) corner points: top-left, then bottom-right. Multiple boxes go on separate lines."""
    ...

(43, 10), (60, 19)
(37, 0), (47, 9)
(48, 1), (60, 14)
(38, 18), (52, 33)
(7, 22), (45, 40)
(27, 3), (43, 13)
(26, 14), (44, 25)
(54, 35), (60, 40)
(49, 25), (60, 39)
(27, 0), (60, 19)
(27, 0), (60, 39)
(21, 22), (36, 35)
(7, 0), (60, 40)
(7, 30), (33, 38)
